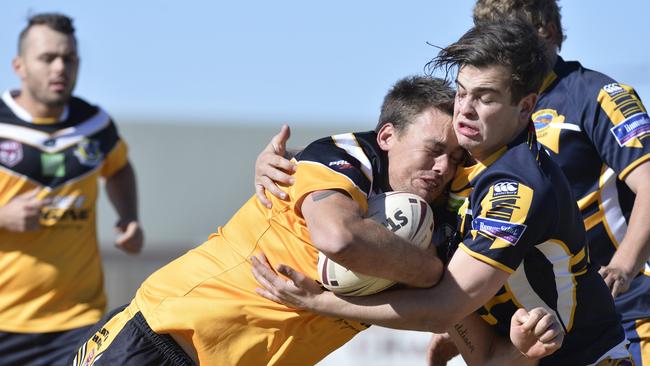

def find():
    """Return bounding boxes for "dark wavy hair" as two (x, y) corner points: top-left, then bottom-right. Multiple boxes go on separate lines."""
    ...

(426, 18), (549, 104)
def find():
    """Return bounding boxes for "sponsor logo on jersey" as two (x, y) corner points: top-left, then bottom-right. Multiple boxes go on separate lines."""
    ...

(41, 152), (66, 177)
(471, 217), (527, 246)
(40, 207), (90, 226)
(328, 159), (353, 169)
(610, 112), (650, 147)
(0, 140), (23, 167)
(50, 195), (86, 209)
(492, 181), (519, 197)
(603, 82), (625, 97)
(74, 138), (103, 167)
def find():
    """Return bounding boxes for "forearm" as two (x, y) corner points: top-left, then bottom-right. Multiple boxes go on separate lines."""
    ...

(312, 258), (500, 332)
(313, 287), (447, 332)
(611, 189), (650, 274)
(448, 314), (537, 366)
(305, 191), (442, 288)
(105, 162), (139, 221)
(330, 217), (443, 288)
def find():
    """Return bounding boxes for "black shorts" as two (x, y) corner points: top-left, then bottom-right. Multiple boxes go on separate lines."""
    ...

(0, 324), (91, 366)
(70, 304), (194, 366)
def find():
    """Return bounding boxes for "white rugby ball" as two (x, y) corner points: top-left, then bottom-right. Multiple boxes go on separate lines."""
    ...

(317, 191), (434, 296)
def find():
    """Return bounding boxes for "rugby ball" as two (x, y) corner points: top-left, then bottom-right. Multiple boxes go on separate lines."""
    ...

(317, 191), (434, 296)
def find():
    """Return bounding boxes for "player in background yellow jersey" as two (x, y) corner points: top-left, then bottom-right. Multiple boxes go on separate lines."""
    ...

(0, 13), (143, 366)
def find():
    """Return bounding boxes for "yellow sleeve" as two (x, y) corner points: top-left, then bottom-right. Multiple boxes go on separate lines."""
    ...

(101, 140), (128, 178)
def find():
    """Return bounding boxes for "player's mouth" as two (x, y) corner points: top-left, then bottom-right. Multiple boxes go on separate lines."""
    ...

(456, 121), (481, 138)
(49, 80), (68, 92)
(414, 176), (442, 193)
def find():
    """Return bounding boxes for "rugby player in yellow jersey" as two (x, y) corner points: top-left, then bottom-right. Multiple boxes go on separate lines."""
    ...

(71, 75), (453, 365)
(0, 13), (142, 365)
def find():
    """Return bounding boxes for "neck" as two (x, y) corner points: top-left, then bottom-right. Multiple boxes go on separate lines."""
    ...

(14, 91), (64, 120)
(548, 52), (559, 68)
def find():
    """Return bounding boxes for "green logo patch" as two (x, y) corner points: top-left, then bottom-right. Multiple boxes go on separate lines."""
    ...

(41, 153), (66, 177)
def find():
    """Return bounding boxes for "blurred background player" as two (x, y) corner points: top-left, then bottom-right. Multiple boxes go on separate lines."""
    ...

(0, 13), (143, 365)
(251, 18), (631, 365)
(426, 1), (650, 364)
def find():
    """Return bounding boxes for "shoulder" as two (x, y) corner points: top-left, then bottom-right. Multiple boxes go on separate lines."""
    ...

(562, 60), (645, 107)
(0, 97), (19, 123)
(298, 131), (381, 166)
(560, 59), (616, 88)
(66, 96), (116, 126)
(474, 151), (556, 211)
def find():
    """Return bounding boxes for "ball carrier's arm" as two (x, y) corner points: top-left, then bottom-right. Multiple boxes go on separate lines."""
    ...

(302, 189), (442, 289)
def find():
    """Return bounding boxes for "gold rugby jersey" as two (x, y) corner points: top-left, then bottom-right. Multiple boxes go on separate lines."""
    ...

(133, 131), (389, 365)
(448, 125), (627, 365)
(534, 56), (650, 322)
(0, 91), (128, 332)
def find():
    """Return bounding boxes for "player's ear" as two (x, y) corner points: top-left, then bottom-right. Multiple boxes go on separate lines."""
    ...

(12, 57), (26, 78)
(518, 93), (538, 123)
(377, 123), (397, 151)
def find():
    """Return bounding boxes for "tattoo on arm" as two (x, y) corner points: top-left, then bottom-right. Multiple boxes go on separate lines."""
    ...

(454, 323), (475, 353)
(312, 190), (338, 202)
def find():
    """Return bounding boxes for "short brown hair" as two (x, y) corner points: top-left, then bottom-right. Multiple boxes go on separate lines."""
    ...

(375, 76), (454, 133)
(473, 0), (565, 49)
(18, 13), (76, 54)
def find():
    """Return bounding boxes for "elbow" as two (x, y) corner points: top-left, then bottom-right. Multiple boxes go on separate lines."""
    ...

(312, 225), (356, 260)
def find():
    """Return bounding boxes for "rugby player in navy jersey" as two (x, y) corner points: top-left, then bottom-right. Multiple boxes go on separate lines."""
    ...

(465, 1), (650, 364)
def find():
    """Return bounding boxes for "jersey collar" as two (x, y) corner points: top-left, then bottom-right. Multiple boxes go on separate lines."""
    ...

(1, 90), (69, 124)
(451, 123), (539, 192)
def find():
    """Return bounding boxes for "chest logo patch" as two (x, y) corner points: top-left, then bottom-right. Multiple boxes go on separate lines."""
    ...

(0, 140), (23, 167)
(532, 109), (565, 154)
(74, 139), (103, 167)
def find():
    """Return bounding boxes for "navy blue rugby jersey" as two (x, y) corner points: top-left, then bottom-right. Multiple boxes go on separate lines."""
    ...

(534, 56), (650, 321)
(449, 125), (625, 365)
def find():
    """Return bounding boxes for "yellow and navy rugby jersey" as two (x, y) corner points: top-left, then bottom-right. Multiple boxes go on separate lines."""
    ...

(134, 131), (388, 365)
(0, 91), (128, 332)
(534, 57), (650, 322)
(449, 125), (625, 365)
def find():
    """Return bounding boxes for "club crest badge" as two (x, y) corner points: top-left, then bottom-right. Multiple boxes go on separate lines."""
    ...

(74, 138), (103, 167)
(0, 140), (24, 167)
